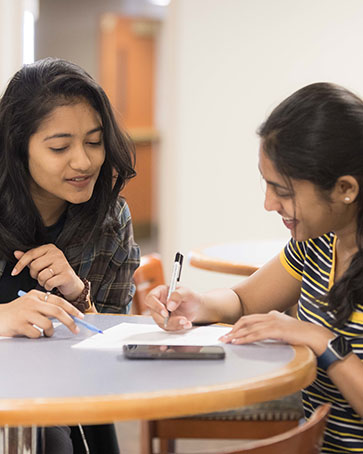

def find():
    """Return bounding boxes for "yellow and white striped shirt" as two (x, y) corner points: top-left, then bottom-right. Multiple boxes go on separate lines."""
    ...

(281, 234), (363, 453)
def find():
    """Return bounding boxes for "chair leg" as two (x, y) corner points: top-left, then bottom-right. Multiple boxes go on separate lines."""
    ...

(140, 421), (155, 454)
(159, 438), (176, 454)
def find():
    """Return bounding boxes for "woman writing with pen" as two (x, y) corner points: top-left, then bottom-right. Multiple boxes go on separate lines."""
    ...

(0, 57), (139, 453)
(146, 83), (363, 453)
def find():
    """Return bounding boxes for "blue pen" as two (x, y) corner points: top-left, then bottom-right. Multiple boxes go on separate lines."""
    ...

(18, 290), (103, 334)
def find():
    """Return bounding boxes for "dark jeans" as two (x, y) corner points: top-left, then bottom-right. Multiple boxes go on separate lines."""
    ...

(38, 424), (120, 454)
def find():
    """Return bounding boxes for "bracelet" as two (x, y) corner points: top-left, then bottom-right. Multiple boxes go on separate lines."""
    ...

(54, 278), (92, 313)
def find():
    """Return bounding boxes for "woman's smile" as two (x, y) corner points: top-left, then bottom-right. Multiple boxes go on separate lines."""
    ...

(282, 216), (298, 231)
(65, 174), (93, 188)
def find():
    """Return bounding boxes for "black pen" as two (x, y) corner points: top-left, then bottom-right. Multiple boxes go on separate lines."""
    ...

(164, 252), (184, 328)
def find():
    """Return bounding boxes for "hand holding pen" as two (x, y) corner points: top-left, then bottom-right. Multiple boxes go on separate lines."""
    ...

(0, 289), (85, 338)
(145, 252), (205, 330)
(164, 252), (184, 328)
(15, 290), (103, 336)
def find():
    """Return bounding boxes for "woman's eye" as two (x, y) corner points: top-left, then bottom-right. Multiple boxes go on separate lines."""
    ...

(87, 140), (102, 146)
(275, 191), (293, 198)
(50, 146), (68, 152)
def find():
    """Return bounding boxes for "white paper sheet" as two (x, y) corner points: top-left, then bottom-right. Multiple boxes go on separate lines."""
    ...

(72, 322), (231, 350)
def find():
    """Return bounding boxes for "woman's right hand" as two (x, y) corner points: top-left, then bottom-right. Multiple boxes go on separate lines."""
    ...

(145, 285), (203, 330)
(0, 290), (84, 338)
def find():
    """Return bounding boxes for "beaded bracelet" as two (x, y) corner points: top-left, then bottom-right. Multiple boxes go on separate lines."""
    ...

(54, 277), (92, 313)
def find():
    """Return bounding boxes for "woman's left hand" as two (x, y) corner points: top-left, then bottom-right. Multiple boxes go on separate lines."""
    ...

(12, 244), (84, 301)
(219, 310), (333, 356)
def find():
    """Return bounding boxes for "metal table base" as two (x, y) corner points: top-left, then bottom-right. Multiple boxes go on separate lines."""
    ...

(0, 426), (38, 454)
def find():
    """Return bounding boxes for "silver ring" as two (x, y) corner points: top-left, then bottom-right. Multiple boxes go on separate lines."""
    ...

(48, 268), (55, 276)
(44, 292), (51, 303)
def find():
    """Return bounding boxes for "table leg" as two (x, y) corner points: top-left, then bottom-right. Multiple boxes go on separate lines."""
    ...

(0, 426), (37, 454)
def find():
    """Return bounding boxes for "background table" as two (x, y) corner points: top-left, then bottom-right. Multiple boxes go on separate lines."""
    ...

(189, 239), (288, 276)
(0, 314), (315, 428)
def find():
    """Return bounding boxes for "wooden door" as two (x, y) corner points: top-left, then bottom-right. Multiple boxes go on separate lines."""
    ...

(99, 14), (159, 238)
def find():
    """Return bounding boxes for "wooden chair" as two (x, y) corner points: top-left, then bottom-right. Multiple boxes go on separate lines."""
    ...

(132, 253), (165, 315)
(175, 404), (330, 454)
(133, 254), (305, 454)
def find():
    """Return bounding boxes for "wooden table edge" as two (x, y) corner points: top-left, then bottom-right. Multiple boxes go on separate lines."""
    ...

(189, 249), (259, 276)
(0, 345), (316, 426)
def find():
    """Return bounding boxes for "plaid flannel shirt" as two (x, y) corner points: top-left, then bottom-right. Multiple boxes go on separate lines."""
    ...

(63, 199), (140, 313)
(0, 198), (140, 313)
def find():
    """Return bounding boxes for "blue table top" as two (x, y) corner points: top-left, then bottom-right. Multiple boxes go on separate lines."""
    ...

(0, 314), (315, 426)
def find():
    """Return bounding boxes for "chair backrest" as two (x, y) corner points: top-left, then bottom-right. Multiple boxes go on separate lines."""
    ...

(132, 253), (165, 315)
(183, 404), (330, 454)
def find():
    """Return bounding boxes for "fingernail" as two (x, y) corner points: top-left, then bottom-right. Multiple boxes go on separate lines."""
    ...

(78, 312), (85, 319)
(167, 301), (177, 311)
(75, 326), (80, 334)
(180, 320), (192, 329)
(231, 338), (237, 344)
(11, 268), (17, 276)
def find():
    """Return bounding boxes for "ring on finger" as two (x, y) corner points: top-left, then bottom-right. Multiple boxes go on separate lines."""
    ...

(48, 268), (55, 276)
(44, 291), (51, 303)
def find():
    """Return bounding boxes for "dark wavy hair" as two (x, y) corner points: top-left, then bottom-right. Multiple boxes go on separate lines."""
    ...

(0, 57), (135, 261)
(258, 82), (363, 327)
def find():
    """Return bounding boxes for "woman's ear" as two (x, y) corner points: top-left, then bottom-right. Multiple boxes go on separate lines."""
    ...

(333, 175), (359, 204)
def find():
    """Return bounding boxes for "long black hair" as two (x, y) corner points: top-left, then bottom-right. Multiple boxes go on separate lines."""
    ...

(0, 57), (136, 262)
(258, 82), (363, 327)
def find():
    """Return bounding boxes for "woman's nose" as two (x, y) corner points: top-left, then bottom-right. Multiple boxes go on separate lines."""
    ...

(264, 187), (281, 212)
(69, 144), (91, 171)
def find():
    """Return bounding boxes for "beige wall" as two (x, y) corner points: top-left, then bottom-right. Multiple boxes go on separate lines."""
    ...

(157, 0), (363, 290)
(33, 0), (363, 291)
(0, 0), (24, 94)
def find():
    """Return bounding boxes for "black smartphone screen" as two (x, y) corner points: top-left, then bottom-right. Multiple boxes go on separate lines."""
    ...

(123, 344), (225, 360)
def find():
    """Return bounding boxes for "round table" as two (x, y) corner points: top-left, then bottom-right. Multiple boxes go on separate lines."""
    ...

(0, 314), (315, 427)
(189, 239), (288, 276)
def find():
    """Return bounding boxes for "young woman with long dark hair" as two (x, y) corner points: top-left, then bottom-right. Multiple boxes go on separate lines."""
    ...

(0, 57), (140, 453)
(146, 83), (363, 453)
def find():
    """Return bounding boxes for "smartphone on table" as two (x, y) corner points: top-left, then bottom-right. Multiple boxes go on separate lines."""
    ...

(123, 344), (225, 360)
